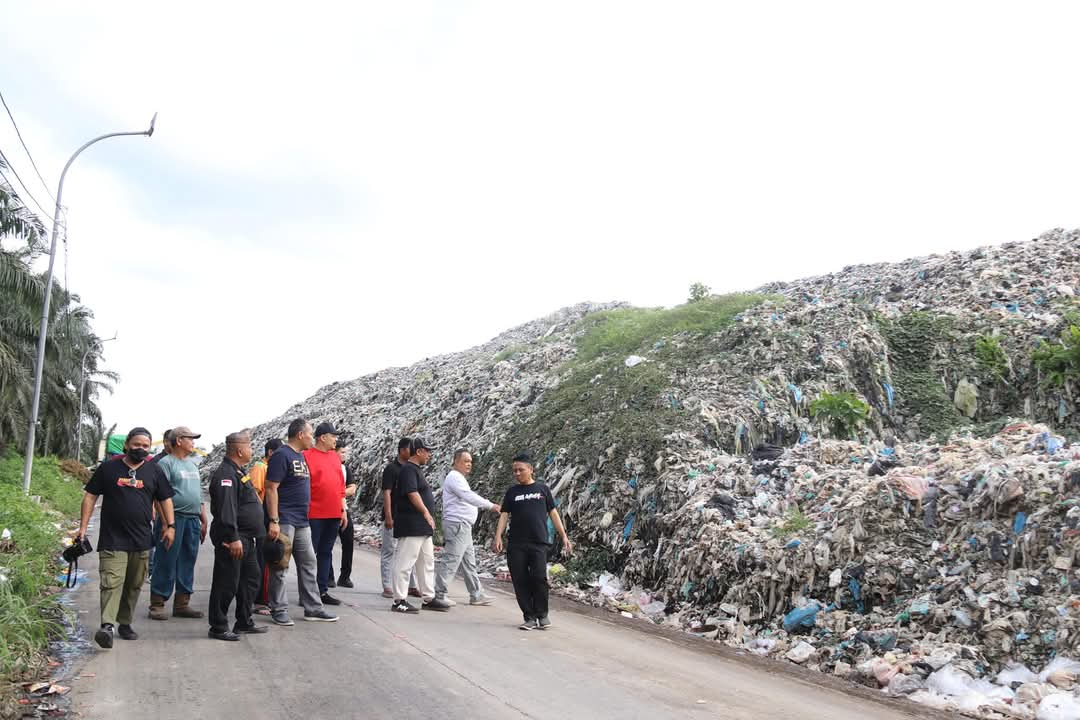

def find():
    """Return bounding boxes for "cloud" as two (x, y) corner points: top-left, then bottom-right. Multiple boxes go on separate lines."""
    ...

(2, 1), (1079, 442)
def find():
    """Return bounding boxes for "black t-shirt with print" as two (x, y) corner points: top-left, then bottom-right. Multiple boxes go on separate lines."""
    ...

(85, 456), (175, 552)
(393, 462), (435, 538)
(501, 482), (555, 546)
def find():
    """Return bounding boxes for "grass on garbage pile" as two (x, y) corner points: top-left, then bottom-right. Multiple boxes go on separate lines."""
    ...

(562, 545), (619, 586)
(880, 312), (967, 440)
(770, 509), (813, 539)
(974, 334), (1009, 381)
(1032, 323), (1080, 389)
(573, 294), (768, 364)
(493, 343), (529, 363)
(810, 391), (870, 439)
(0, 451), (82, 683)
(471, 294), (771, 541)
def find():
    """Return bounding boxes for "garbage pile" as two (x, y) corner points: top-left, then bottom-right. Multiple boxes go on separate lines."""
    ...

(552, 422), (1080, 719)
(204, 301), (624, 500)
(203, 228), (1080, 717)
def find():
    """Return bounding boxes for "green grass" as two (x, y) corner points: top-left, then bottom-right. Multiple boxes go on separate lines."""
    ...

(574, 294), (767, 364)
(493, 343), (528, 363)
(562, 545), (619, 586)
(770, 509), (813, 539)
(1032, 324), (1080, 389)
(470, 294), (771, 538)
(975, 335), (1009, 380)
(0, 452), (83, 681)
(810, 391), (870, 439)
(880, 312), (966, 439)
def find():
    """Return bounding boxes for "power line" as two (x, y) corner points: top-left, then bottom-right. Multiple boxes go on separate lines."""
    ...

(0, 146), (53, 222)
(0, 90), (56, 204)
(0, 166), (53, 247)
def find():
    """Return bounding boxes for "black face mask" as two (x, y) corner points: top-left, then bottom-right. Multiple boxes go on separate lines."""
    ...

(126, 448), (150, 463)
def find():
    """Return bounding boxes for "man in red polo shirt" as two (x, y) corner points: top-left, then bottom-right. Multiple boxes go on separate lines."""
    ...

(303, 422), (348, 607)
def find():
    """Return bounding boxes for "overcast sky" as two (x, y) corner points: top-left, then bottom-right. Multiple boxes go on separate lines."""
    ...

(2, 2), (1079, 447)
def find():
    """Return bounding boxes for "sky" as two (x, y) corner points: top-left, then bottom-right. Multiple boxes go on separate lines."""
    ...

(2, 1), (1079, 447)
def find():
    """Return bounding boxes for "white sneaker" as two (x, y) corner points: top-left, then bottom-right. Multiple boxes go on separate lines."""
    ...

(469, 595), (494, 606)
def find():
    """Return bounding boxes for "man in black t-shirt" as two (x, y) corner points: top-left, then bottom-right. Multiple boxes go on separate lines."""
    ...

(78, 427), (177, 649)
(389, 438), (451, 613)
(379, 437), (416, 598)
(493, 452), (573, 631)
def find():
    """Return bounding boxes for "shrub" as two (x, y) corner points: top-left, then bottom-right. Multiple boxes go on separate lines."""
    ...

(1032, 324), (1080, 389)
(771, 508), (813, 538)
(810, 391), (870, 438)
(688, 282), (711, 303)
(0, 453), (82, 683)
(975, 335), (1009, 380)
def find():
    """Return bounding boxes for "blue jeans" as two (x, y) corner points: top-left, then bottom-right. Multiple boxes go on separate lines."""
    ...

(308, 518), (339, 595)
(150, 515), (201, 599)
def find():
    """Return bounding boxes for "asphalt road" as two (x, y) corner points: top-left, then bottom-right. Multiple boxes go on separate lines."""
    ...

(64, 528), (946, 720)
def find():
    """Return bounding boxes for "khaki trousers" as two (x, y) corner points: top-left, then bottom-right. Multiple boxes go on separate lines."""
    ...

(99, 550), (149, 626)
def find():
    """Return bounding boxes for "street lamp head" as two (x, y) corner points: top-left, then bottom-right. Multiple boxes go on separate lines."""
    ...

(147, 112), (157, 137)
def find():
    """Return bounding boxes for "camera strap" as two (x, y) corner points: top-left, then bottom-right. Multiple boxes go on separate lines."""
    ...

(66, 556), (79, 589)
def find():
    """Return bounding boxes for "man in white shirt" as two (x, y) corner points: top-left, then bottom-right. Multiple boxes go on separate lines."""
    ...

(434, 449), (500, 606)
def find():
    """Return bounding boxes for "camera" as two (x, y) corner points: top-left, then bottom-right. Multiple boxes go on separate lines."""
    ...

(63, 536), (93, 563)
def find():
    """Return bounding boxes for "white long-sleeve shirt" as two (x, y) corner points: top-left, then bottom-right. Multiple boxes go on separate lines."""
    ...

(441, 470), (494, 524)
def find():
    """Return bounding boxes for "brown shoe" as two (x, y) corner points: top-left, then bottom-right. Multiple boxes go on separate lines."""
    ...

(408, 588), (422, 598)
(149, 595), (169, 621)
(172, 593), (204, 619)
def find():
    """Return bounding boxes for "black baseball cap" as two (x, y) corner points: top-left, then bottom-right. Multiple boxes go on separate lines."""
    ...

(314, 422), (343, 437)
(411, 437), (435, 453)
(127, 426), (153, 442)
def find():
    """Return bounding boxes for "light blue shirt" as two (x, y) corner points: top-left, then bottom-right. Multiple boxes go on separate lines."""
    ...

(157, 455), (203, 516)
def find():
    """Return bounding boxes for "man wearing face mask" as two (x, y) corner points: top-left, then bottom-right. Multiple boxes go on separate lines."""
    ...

(207, 430), (268, 641)
(78, 427), (177, 649)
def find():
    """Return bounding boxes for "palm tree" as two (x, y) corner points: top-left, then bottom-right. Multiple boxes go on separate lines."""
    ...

(1, 158), (115, 462)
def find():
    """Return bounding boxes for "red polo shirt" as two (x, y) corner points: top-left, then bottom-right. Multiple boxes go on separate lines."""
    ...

(303, 448), (345, 519)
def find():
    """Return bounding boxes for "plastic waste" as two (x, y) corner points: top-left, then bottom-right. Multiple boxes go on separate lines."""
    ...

(996, 663), (1039, 687)
(597, 572), (623, 597)
(1037, 693), (1080, 720)
(887, 673), (927, 696)
(786, 641), (815, 664)
(745, 638), (776, 656)
(783, 602), (821, 633)
(1040, 657), (1080, 689)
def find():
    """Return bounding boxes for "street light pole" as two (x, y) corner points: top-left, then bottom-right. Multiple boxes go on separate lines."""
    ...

(75, 332), (117, 463)
(22, 114), (156, 494)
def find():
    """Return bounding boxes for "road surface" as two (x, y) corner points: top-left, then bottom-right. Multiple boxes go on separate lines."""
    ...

(64, 529), (946, 720)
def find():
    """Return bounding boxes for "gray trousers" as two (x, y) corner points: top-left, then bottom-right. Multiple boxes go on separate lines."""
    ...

(435, 519), (483, 601)
(269, 524), (323, 614)
(381, 524), (415, 590)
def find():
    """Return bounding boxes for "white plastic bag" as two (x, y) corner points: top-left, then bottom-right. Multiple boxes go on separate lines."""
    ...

(1036, 693), (1080, 720)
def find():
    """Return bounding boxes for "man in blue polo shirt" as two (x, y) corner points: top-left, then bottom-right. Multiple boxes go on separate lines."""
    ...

(264, 418), (337, 625)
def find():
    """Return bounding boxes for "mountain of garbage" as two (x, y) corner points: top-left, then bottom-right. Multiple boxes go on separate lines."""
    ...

(221, 228), (1080, 719)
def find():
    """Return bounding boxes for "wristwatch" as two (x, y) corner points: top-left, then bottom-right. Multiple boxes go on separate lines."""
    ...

(269, 518), (280, 523)
(167, 523), (176, 529)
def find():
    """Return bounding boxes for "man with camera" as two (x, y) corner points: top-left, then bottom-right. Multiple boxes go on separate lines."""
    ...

(77, 427), (177, 649)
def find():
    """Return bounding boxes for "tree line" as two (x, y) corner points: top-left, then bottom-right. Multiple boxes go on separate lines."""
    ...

(1, 156), (115, 463)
